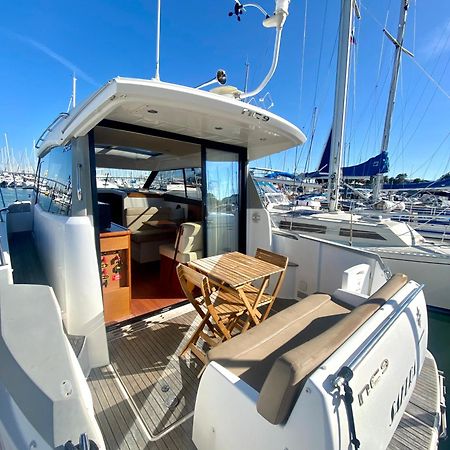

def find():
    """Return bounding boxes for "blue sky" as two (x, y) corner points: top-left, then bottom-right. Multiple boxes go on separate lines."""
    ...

(1, 0), (449, 180)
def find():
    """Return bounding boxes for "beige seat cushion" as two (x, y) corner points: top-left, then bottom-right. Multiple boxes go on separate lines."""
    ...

(159, 243), (202, 263)
(125, 206), (171, 232)
(158, 222), (203, 263)
(208, 273), (408, 426)
(208, 293), (350, 392)
(177, 222), (202, 253)
(131, 228), (175, 243)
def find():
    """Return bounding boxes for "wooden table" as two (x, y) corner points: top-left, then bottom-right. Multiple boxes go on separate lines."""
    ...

(188, 252), (284, 327)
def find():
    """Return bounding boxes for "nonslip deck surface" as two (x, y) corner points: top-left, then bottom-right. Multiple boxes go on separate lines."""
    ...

(8, 231), (48, 285)
(388, 354), (442, 449)
(89, 303), (443, 450)
(88, 308), (200, 449)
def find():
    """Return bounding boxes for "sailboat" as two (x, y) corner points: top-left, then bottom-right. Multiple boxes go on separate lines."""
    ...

(271, 0), (450, 312)
(0, 0), (446, 448)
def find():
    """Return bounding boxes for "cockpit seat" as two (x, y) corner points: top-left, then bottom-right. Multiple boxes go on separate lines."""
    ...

(207, 273), (408, 425)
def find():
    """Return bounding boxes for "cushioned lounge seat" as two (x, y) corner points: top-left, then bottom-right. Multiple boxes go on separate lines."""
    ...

(208, 273), (408, 425)
(125, 206), (176, 263)
(159, 222), (203, 264)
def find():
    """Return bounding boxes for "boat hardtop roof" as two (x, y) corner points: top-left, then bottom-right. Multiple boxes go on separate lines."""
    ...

(37, 77), (306, 163)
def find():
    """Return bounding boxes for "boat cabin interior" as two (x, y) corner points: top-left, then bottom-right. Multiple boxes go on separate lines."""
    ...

(93, 120), (247, 325)
(20, 118), (250, 327)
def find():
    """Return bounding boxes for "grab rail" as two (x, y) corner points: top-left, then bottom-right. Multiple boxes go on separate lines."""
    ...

(334, 283), (424, 387)
(0, 238), (7, 267)
(35, 112), (70, 150)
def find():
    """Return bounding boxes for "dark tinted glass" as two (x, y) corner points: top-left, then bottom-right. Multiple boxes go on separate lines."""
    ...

(36, 145), (72, 216)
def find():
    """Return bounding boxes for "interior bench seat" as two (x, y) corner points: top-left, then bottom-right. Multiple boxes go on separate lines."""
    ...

(125, 206), (176, 263)
(207, 273), (408, 425)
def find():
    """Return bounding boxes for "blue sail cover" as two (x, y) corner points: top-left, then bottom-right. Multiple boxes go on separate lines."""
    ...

(305, 131), (390, 178)
(265, 170), (297, 179)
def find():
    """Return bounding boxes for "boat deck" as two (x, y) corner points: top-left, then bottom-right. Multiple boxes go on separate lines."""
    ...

(388, 353), (443, 450)
(89, 303), (444, 450)
(8, 231), (48, 284)
(88, 305), (199, 449)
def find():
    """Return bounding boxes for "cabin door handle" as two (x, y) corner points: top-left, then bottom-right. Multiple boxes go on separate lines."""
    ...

(76, 163), (83, 201)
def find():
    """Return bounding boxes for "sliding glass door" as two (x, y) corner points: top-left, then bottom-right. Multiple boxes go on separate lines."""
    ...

(203, 147), (245, 256)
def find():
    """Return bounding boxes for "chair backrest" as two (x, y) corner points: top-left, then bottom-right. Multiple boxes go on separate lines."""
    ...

(177, 222), (203, 254)
(255, 248), (288, 301)
(177, 264), (211, 306)
(255, 248), (288, 270)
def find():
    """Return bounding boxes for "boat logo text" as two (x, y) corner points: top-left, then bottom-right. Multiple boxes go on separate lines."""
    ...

(241, 108), (270, 122)
(358, 358), (389, 406)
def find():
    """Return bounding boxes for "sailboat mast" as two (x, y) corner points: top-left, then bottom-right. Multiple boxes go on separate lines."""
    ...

(373, 0), (410, 202)
(327, 0), (355, 212)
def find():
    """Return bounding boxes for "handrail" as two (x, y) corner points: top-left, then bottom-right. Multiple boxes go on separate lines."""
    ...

(35, 112), (70, 150)
(0, 237), (6, 267)
(334, 283), (424, 387)
(60, 81), (112, 134)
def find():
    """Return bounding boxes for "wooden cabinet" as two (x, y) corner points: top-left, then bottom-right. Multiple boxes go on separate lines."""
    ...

(100, 225), (131, 323)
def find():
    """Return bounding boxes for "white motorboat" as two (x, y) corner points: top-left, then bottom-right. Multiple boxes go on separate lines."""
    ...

(0, 1), (446, 449)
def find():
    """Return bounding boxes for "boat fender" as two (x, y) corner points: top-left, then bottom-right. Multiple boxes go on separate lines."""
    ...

(335, 366), (360, 449)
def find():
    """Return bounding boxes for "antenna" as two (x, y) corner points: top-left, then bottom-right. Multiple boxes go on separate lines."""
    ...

(154, 0), (162, 80)
(237, 0), (291, 100)
(72, 74), (77, 108)
(67, 74), (77, 112)
(244, 59), (250, 94)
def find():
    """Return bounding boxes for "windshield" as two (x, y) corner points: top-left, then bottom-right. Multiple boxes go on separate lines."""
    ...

(96, 167), (202, 200)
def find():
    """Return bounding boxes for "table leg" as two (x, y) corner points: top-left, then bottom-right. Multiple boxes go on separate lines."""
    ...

(238, 276), (270, 331)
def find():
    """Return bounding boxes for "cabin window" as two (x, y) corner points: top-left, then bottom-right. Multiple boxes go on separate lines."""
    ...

(150, 168), (202, 200)
(204, 148), (241, 256)
(279, 220), (327, 234)
(36, 145), (73, 216)
(339, 228), (387, 240)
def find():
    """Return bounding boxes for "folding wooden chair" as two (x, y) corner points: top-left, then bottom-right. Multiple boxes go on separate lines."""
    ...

(241, 248), (288, 327)
(177, 264), (248, 365)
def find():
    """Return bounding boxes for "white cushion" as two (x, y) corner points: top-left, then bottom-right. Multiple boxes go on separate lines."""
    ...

(159, 244), (202, 263)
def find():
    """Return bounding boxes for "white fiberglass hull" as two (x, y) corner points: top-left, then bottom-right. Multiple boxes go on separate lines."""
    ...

(369, 247), (450, 311)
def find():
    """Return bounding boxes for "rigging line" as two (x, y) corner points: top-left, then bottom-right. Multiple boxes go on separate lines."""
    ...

(316, 29), (339, 113)
(410, 57), (450, 101)
(391, 52), (450, 168)
(376, 8), (390, 82)
(391, 29), (450, 149)
(438, 136), (450, 179)
(311, 0), (329, 107)
(303, 107), (318, 173)
(412, 0), (417, 55)
(360, 54), (394, 161)
(298, 0), (308, 119)
(407, 131), (450, 179)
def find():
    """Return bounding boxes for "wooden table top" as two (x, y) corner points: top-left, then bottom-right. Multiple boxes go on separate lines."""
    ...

(188, 251), (283, 289)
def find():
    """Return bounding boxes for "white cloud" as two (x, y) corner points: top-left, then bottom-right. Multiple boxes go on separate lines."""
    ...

(1, 27), (98, 87)
(420, 19), (450, 58)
